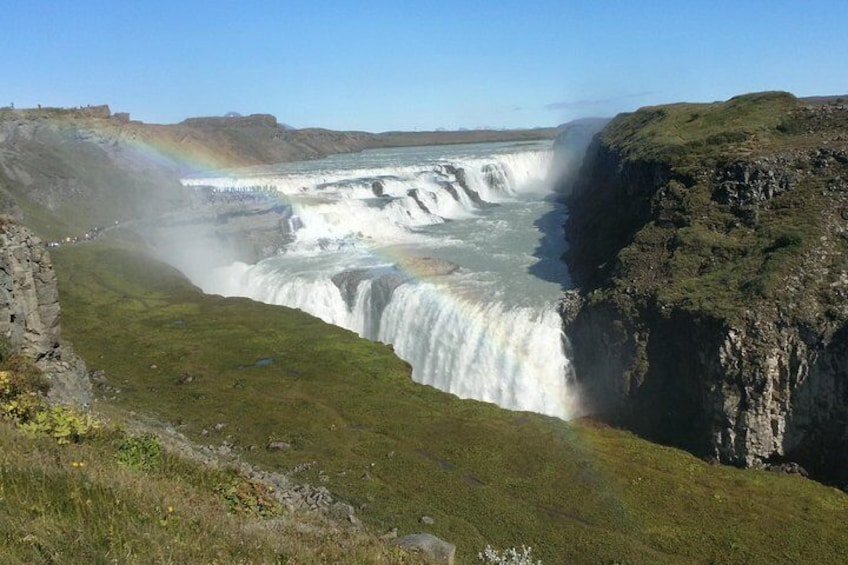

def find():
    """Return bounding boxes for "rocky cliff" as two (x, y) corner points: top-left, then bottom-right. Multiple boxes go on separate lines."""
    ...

(0, 220), (90, 406)
(0, 107), (190, 239)
(562, 92), (848, 483)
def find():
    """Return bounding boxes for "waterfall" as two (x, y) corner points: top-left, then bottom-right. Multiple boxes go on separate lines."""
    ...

(184, 142), (580, 420)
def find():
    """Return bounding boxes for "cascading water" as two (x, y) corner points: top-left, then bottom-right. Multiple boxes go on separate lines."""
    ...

(182, 141), (580, 419)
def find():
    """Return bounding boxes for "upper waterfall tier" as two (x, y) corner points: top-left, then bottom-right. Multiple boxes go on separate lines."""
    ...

(182, 142), (554, 251)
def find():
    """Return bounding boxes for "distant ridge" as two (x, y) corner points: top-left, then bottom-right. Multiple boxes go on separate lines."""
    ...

(2, 103), (557, 167)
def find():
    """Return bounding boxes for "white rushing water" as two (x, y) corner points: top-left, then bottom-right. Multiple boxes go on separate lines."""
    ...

(182, 141), (579, 419)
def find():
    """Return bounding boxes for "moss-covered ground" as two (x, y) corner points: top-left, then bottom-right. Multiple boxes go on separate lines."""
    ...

(47, 240), (848, 564)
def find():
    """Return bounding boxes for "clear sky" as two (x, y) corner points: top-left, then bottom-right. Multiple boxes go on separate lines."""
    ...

(2, 1), (846, 132)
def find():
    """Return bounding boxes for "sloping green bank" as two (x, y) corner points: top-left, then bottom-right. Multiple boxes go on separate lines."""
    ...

(0, 422), (422, 564)
(52, 241), (848, 563)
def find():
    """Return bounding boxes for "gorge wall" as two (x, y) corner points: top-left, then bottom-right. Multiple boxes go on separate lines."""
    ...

(0, 221), (90, 406)
(562, 92), (848, 483)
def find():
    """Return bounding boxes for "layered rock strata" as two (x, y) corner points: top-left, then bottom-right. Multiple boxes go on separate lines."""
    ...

(0, 221), (90, 406)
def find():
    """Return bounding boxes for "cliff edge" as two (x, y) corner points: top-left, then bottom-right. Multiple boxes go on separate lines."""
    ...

(562, 92), (848, 483)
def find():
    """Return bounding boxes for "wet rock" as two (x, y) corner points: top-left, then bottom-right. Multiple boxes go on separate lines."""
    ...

(558, 289), (584, 326)
(406, 189), (431, 214)
(482, 163), (508, 192)
(396, 255), (460, 278)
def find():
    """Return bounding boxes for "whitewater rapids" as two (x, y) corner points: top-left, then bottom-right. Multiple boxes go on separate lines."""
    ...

(182, 141), (580, 419)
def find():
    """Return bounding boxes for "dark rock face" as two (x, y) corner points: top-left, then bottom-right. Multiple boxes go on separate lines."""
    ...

(568, 299), (848, 479)
(562, 95), (848, 483)
(371, 180), (385, 197)
(713, 159), (797, 209)
(443, 164), (489, 207)
(406, 189), (431, 215)
(0, 222), (90, 406)
(331, 267), (409, 339)
(711, 151), (847, 225)
(563, 141), (672, 288)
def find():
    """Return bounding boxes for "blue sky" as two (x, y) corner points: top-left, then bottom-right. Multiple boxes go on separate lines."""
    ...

(2, 1), (846, 131)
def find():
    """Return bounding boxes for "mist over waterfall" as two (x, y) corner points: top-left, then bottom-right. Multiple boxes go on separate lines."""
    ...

(180, 141), (580, 419)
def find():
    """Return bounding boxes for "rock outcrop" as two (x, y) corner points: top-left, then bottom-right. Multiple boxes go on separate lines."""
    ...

(0, 221), (90, 406)
(562, 92), (848, 483)
(392, 533), (456, 564)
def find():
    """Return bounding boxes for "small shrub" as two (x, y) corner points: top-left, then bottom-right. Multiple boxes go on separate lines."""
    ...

(768, 231), (803, 252)
(0, 354), (50, 396)
(215, 476), (283, 518)
(478, 545), (543, 565)
(0, 378), (42, 422)
(776, 118), (803, 135)
(704, 131), (750, 146)
(18, 404), (101, 444)
(0, 354), (100, 444)
(115, 433), (162, 471)
(0, 362), (47, 425)
(0, 337), (11, 363)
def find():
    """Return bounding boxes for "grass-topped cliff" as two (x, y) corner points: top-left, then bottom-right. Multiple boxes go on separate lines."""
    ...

(563, 92), (848, 483)
(567, 91), (848, 316)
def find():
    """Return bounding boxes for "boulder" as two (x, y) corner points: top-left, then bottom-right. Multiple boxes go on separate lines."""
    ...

(371, 180), (385, 197)
(393, 533), (455, 565)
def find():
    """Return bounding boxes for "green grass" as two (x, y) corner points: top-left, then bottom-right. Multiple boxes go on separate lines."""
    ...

(47, 239), (848, 564)
(577, 92), (848, 324)
(0, 421), (423, 564)
(601, 91), (798, 168)
(0, 327), (421, 563)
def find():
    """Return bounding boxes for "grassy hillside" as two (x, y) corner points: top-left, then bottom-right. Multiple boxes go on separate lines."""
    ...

(0, 421), (422, 564)
(46, 239), (848, 564)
